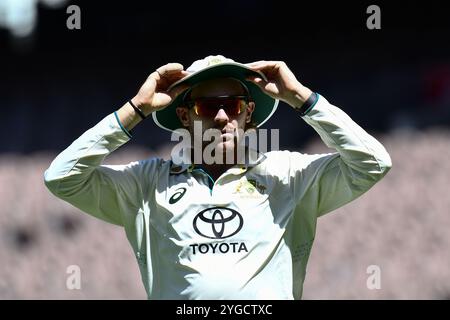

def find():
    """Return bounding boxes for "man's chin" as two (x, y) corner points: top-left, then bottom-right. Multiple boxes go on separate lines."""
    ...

(216, 141), (235, 154)
(204, 142), (235, 165)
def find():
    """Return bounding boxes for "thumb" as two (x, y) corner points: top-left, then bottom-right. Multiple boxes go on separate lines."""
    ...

(168, 83), (190, 101)
(247, 75), (280, 97)
(246, 76), (268, 90)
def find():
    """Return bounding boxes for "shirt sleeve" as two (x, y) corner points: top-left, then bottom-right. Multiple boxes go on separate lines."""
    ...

(43, 112), (157, 226)
(288, 94), (392, 217)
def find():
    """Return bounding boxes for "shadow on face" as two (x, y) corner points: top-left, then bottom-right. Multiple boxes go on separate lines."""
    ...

(174, 78), (256, 161)
(175, 77), (255, 130)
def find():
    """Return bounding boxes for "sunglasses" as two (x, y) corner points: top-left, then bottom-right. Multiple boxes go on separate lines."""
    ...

(184, 95), (250, 117)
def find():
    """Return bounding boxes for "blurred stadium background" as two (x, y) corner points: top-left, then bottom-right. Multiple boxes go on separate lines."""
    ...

(1, 0), (449, 299)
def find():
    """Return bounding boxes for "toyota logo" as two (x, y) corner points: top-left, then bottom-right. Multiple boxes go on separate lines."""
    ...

(193, 207), (243, 239)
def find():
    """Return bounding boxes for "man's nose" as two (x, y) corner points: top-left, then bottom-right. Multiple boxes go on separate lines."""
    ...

(214, 108), (229, 124)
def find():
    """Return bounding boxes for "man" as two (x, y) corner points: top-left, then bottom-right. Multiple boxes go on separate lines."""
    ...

(44, 55), (392, 299)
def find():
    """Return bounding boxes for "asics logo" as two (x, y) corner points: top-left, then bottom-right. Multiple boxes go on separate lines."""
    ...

(169, 187), (186, 204)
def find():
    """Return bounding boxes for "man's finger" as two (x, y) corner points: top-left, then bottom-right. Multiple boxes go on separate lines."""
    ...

(245, 60), (266, 67)
(148, 71), (160, 81)
(156, 63), (185, 76)
(170, 70), (190, 78)
(165, 71), (190, 89)
(245, 60), (276, 70)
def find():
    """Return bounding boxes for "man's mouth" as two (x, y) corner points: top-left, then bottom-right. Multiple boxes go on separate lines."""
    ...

(221, 128), (236, 135)
(202, 128), (237, 140)
(221, 130), (237, 141)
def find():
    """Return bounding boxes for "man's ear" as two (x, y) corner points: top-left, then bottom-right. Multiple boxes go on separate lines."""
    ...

(176, 107), (190, 127)
(245, 101), (255, 123)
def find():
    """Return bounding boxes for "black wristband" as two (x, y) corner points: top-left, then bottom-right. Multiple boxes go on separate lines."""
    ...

(296, 92), (319, 116)
(128, 100), (147, 120)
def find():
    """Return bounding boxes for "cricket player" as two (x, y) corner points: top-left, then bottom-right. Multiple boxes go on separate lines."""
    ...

(44, 55), (392, 299)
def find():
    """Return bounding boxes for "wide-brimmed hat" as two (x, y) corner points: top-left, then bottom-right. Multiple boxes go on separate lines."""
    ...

(152, 55), (279, 132)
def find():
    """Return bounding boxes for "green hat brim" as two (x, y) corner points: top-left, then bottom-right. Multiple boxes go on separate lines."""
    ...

(152, 62), (279, 132)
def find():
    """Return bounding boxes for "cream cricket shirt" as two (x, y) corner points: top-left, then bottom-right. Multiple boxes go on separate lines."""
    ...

(44, 95), (392, 299)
